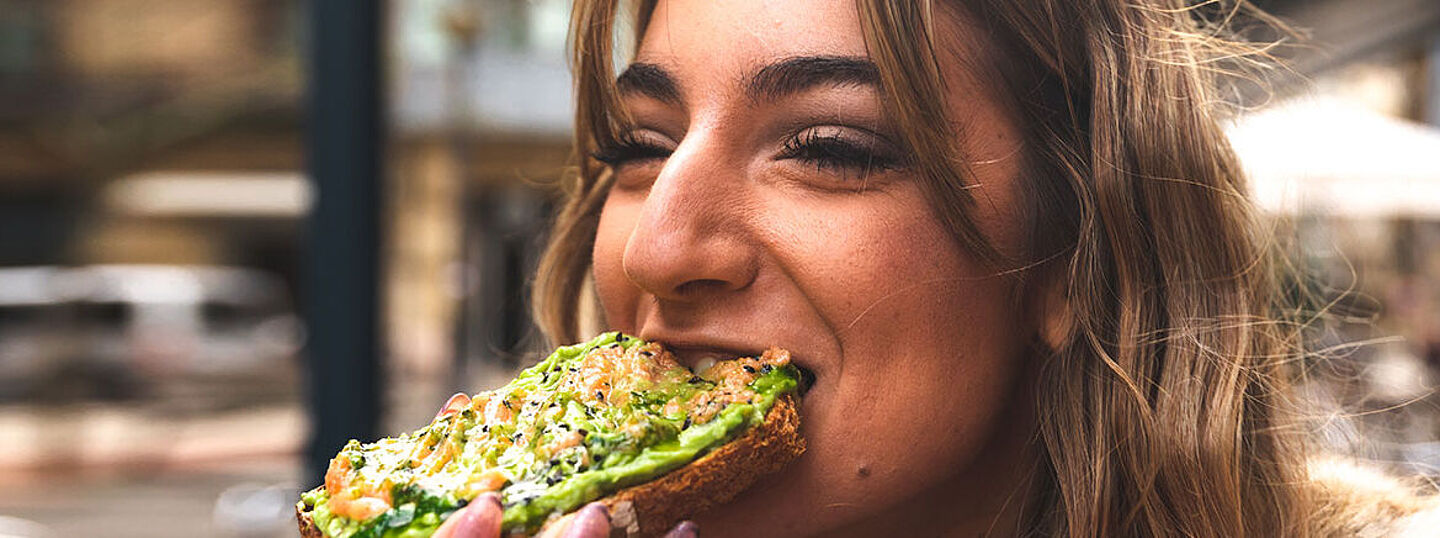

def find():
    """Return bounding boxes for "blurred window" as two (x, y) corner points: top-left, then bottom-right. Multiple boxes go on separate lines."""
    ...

(76, 301), (131, 327)
(0, 305), (45, 328)
(202, 300), (244, 330)
(0, 1), (43, 81)
(201, 299), (281, 331)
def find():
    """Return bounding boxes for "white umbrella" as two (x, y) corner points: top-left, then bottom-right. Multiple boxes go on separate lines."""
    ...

(1227, 96), (1440, 218)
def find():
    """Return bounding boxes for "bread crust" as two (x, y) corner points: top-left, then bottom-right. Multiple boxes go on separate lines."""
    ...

(297, 508), (322, 538)
(296, 394), (803, 538)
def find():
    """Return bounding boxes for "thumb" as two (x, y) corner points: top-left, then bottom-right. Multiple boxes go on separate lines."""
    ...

(433, 493), (503, 538)
(535, 502), (610, 538)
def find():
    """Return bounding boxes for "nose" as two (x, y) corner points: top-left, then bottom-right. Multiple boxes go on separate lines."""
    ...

(621, 136), (758, 302)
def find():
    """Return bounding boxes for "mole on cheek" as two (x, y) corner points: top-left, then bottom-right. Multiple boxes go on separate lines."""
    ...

(857, 465), (871, 479)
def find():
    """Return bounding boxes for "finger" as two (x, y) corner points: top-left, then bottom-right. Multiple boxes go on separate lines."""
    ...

(532, 512), (574, 538)
(433, 493), (502, 538)
(561, 503), (611, 538)
(536, 502), (609, 538)
(663, 521), (699, 538)
(435, 392), (471, 419)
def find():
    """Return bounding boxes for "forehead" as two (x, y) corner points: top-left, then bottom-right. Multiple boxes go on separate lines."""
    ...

(637, 0), (870, 77)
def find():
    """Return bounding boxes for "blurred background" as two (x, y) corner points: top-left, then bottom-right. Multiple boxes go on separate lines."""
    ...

(0, 0), (1435, 536)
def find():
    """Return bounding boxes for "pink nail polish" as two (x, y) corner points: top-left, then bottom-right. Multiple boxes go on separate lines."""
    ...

(561, 503), (610, 538)
(435, 392), (471, 419)
(447, 493), (503, 537)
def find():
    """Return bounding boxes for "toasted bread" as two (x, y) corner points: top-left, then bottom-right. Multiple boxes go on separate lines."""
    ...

(297, 393), (802, 538)
(297, 332), (805, 538)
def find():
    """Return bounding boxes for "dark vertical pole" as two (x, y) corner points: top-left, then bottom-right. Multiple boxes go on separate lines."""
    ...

(1427, 35), (1440, 128)
(303, 0), (385, 486)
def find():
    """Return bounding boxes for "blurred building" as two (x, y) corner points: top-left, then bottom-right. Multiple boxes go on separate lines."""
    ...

(1237, 0), (1440, 472)
(0, 0), (303, 273)
(0, 4), (312, 536)
(0, 0), (575, 393)
(384, 0), (576, 431)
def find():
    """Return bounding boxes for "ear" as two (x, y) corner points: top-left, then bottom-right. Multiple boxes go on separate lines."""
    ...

(1027, 263), (1074, 353)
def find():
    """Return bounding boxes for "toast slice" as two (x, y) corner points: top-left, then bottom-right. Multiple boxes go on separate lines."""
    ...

(296, 333), (805, 537)
(299, 393), (800, 538)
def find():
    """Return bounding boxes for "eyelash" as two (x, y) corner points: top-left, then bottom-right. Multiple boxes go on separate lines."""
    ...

(591, 133), (670, 167)
(777, 129), (901, 174)
(590, 129), (903, 177)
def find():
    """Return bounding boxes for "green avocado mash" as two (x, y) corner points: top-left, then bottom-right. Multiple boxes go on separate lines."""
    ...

(299, 332), (800, 537)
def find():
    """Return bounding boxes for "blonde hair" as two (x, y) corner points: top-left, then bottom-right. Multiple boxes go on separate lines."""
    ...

(534, 1), (1316, 535)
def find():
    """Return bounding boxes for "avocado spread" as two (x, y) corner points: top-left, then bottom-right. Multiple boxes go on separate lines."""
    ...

(299, 332), (800, 537)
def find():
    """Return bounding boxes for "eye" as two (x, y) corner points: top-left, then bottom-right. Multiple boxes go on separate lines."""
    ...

(591, 130), (675, 167)
(775, 126), (905, 178)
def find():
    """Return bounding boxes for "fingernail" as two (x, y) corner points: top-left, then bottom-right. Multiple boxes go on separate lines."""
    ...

(663, 520), (699, 538)
(474, 492), (502, 509)
(435, 392), (471, 419)
(561, 503), (610, 538)
(436, 493), (503, 538)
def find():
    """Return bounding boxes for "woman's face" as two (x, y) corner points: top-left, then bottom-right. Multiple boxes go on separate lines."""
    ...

(591, 0), (1039, 535)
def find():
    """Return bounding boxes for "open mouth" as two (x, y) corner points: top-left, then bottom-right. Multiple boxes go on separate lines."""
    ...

(794, 363), (816, 394)
(669, 346), (816, 395)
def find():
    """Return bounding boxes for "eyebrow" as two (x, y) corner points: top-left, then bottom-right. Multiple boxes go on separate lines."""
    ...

(745, 55), (881, 102)
(616, 63), (683, 105)
(614, 55), (881, 106)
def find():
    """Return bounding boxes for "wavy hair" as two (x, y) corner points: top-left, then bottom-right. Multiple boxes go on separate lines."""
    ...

(533, 1), (1314, 535)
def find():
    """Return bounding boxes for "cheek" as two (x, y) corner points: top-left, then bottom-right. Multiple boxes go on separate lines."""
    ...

(591, 195), (641, 332)
(765, 195), (1031, 499)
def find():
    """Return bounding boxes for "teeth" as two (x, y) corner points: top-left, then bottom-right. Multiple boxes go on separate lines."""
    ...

(692, 356), (718, 374)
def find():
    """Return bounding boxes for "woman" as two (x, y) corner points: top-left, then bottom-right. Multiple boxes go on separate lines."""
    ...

(437, 0), (1440, 536)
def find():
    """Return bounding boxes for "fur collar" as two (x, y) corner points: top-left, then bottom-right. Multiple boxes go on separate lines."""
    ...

(1308, 457), (1440, 537)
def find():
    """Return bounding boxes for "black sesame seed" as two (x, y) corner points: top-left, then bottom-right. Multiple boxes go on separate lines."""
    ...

(762, 364), (774, 373)
(682, 417), (692, 429)
(688, 376), (702, 384)
(595, 391), (605, 401)
(456, 498), (470, 508)
(482, 425), (490, 433)
(641, 350), (653, 357)
(577, 428), (588, 436)
(743, 365), (756, 373)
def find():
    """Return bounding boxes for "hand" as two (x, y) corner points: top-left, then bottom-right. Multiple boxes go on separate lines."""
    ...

(431, 498), (699, 538)
(433, 497), (606, 538)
